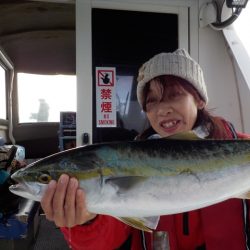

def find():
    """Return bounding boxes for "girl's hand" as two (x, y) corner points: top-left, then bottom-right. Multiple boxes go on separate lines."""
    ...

(41, 174), (97, 227)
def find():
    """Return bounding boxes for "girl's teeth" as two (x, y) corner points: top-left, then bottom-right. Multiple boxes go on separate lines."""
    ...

(163, 121), (177, 128)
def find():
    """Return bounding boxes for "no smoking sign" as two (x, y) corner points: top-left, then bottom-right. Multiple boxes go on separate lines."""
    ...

(96, 68), (115, 86)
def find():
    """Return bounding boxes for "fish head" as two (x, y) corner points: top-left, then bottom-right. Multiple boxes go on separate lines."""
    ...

(9, 160), (61, 201)
(9, 147), (105, 202)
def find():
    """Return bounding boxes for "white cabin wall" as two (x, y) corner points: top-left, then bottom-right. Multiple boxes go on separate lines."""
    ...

(233, 60), (250, 133)
(223, 27), (250, 134)
(76, 0), (92, 146)
(198, 0), (243, 132)
(198, 25), (243, 131)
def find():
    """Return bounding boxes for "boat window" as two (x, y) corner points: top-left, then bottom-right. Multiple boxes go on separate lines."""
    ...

(233, 3), (250, 57)
(17, 73), (76, 123)
(0, 65), (6, 120)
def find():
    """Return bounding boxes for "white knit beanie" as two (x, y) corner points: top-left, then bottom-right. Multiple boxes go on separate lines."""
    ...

(137, 48), (208, 107)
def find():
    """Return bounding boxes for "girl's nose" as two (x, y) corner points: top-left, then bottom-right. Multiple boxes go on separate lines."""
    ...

(157, 102), (173, 116)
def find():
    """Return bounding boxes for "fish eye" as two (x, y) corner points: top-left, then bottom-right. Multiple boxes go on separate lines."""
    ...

(38, 173), (52, 184)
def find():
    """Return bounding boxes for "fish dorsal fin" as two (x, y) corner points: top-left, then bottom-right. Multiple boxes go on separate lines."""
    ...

(164, 131), (202, 140)
(235, 191), (250, 199)
(116, 216), (160, 232)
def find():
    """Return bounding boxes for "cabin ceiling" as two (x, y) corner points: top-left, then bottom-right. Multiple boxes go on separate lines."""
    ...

(0, 0), (75, 74)
(0, 0), (227, 74)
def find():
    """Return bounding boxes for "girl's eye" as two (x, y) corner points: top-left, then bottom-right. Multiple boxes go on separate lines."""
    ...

(38, 173), (52, 184)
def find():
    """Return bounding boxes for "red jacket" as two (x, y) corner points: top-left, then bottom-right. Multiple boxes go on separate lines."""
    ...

(61, 125), (250, 250)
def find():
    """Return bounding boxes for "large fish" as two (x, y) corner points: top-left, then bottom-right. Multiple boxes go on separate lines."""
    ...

(9, 132), (250, 231)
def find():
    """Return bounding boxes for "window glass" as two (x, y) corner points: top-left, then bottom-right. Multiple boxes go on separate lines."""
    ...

(17, 73), (76, 123)
(0, 66), (6, 119)
(116, 74), (146, 132)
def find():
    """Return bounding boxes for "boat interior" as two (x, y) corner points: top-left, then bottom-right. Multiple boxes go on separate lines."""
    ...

(0, 0), (250, 249)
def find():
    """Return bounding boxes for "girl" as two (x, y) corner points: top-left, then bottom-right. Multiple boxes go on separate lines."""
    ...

(41, 49), (250, 250)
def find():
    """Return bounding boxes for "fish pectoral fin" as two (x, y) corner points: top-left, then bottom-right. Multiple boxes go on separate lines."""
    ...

(235, 191), (250, 199)
(105, 176), (147, 192)
(164, 131), (202, 140)
(116, 216), (160, 232)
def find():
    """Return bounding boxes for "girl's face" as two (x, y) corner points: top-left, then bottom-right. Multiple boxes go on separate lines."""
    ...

(145, 76), (205, 137)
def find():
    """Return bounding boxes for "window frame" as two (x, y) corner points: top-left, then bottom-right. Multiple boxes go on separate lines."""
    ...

(0, 48), (14, 126)
(76, 0), (195, 145)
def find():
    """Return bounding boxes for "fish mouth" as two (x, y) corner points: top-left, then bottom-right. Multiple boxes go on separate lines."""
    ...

(9, 182), (44, 202)
(9, 170), (41, 201)
(11, 169), (25, 183)
(9, 182), (28, 194)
